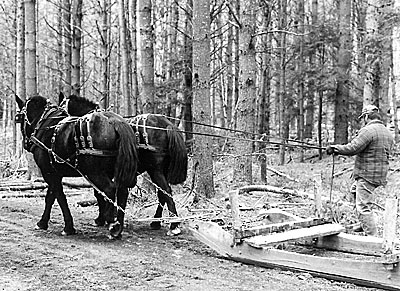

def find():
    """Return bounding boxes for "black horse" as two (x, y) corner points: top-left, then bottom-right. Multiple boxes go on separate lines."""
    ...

(59, 93), (188, 236)
(16, 95), (139, 239)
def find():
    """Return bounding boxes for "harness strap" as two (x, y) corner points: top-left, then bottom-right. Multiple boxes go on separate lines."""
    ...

(130, 114), (150, 146)
(30, 135), (124, 215)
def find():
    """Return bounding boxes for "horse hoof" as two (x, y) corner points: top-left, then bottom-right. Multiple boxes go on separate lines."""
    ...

(150, 221), (161, 230)
(109, 221), (122, 238)
(107, 233), (122, 240)
(167, 227), (181, 236)
(35, 221), (48, 230)
(94, 218), (105, 227)
(61, 228), (77, 236)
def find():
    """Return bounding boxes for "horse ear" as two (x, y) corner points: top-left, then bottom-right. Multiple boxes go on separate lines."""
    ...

(58, 92), (65, 105)
(15, 94), (25, 110)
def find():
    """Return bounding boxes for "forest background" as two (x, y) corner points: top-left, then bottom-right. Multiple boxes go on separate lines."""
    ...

(0, 0), (400, 198)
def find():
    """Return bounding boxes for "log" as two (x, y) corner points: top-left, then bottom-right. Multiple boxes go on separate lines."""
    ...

(0, 183), (47, 191)
(239, 184), (313, 200)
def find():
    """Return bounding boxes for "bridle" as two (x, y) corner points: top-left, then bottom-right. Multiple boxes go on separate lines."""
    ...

(18, 98), (63, 151)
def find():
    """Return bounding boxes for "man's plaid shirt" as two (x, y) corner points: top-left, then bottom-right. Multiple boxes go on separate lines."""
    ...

(334, 120), (394, 186)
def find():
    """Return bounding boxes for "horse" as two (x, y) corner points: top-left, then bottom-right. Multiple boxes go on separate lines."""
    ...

(15, 95), (139, 239)
(59, 93), (188, 236)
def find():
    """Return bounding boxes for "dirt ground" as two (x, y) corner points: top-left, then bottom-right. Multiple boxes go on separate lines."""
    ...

(0, 185), (385, 291)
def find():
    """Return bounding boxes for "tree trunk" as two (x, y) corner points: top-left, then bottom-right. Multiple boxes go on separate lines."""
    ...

(119, 0), (131, 116)
(278, 0), (287, 165)
(24, 0), (37, 96)
(334, 0), (351, 144)
(182, 0), (193, 144)
(14, 1), (25, 156)
(363, 0), (380, 107)
(192, 0), (215, 200)
(71, 0), (82, 96)
(296, 0), (305, 162)
(137, 0), (154, 113)
(304, 0), (317, 139)
(63, 0), (72, 96)
(392, 0), (400, 142)
(233, 0), (256, 185)
(100, 0), (110, 109)
(130, 0), (138, 115)
(24, 0), (40, 179)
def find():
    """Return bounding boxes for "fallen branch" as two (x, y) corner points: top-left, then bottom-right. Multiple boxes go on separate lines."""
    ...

(333, 167), (352, 178)
(266, 167), (299, 182)
(239, 184), (313, 200)
(0, 183), (47, 191)
(0, 191), (83, 199)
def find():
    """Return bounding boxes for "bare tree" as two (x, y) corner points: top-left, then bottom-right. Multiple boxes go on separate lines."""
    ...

(334, 0), (351, 144)
(62, 0), (72, 96)
(137, 0), (154, 113)
(71, 0), (82, 95)
(25, 0), (37, 96)
(363, 0), (380, 106)
(233, 0), (257, 184)
(192, 0), (215, 199)
(99, 0), (110, 109)
(119, 0), (132, 115)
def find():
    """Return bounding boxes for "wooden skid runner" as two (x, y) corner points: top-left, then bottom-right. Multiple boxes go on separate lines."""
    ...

(189, 221), (400, 291)
(245, 223), (345, 247)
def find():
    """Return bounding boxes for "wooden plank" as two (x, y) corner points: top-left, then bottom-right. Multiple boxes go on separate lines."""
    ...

(383, 198), (398, 254)
(316, 233), (388, 256)
(245, 223), (344, 247)
(241, 217), (327, 238)
(189, 220), (400, 291)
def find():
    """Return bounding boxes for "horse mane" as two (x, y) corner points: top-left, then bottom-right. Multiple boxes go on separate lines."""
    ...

(68, 94), (98, 109)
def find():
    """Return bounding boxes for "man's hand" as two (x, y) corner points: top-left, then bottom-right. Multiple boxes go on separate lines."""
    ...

(326, 145), (337, 155)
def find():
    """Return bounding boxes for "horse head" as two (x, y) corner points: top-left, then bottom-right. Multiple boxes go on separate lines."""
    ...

(58, 92), (100, 116)
(15, 95), (51, 150)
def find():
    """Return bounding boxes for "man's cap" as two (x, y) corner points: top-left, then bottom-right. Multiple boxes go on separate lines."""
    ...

(358, 104), (379, 119)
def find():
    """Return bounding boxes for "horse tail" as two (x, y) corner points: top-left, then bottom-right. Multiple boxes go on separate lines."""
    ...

(166, 125), (188, 184)
(114, 121), (138, 188)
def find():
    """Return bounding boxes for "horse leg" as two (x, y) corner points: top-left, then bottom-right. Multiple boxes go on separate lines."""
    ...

(88, 175), (127, 238)
(149, 172), (181, 235)
(36, 185), (56, 230)
(93, 189), (106, 226)
(108, 187), (129, 239)
(40, 174), (75, 235)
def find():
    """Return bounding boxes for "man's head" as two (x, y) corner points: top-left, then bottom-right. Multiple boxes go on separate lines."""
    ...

(358, 104), (380, 121)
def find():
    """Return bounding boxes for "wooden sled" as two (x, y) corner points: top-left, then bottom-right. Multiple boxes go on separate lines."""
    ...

(188, 189), (400, 290)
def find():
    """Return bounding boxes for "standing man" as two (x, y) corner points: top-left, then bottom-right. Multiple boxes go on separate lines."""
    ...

(326, 105), (394, 236)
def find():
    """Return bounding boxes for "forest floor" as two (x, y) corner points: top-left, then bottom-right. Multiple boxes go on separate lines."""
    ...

(0, 147), (399, 291)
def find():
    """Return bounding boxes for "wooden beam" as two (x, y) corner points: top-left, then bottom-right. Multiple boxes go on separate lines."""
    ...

(245, 223), (344, 247)
(240, 217), (328, 239)
(189, 220), (400, 291)
(316, 233), (387, 256)
(383, 198), (398, 254)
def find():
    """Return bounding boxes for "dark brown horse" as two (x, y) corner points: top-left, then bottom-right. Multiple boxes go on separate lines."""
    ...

(16, 95), (138, 239)
(59, 93), (188, 235)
